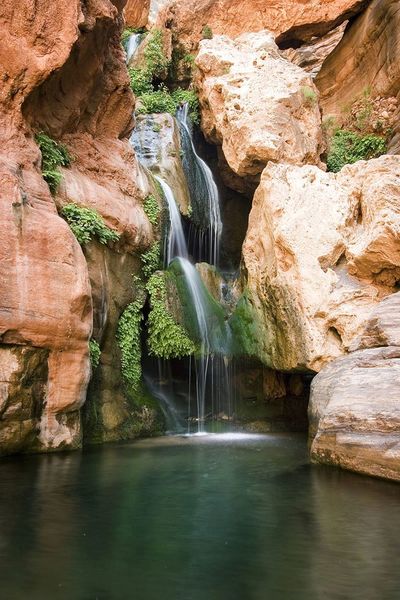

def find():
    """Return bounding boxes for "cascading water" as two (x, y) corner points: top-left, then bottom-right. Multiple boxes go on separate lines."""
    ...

(176, 104), (222, 267)
(154, 176), (188, 266)
(125, 33), (143, 64)
(132, 102), (234, 434)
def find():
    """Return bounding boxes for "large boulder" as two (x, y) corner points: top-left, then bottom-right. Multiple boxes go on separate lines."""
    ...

(241, 155), (400, 372)
(309, 346), (400, 482)
(195, 31), (323, 186)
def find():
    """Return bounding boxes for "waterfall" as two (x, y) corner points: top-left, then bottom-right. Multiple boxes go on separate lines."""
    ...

(133, 104), (234, 434)
(126, 33), (143, 64)
(154, 176), (188, 266)
(176, 104), (222, 267)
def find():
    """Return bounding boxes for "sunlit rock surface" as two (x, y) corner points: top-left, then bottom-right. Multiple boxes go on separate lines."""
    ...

(195, 31), (323, 186)
(125, 0), (150, 28)
(241, 156), (400, 372)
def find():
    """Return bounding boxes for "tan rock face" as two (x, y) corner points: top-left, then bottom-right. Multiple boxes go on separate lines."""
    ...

(309, 346), (400, 482)
(316, 0), (400, 151)
(195, 31), (323, 185)
(241, 156), (400, 372)
(125, 0), (150, 28)
(159, 0), (370, 50)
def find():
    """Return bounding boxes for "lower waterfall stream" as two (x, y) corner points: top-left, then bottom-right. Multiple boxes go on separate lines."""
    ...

(133, 104), (234, 434)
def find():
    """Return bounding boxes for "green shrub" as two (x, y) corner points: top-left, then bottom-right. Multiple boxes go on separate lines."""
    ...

(143, 194), (161, 226)
(171, 89), (200, 124)
(146, 272), (196, 359)
(141, 242), (161, 278)
(89, 340), (101, 369)
(35, 132), (72, 194)
(136, 88), (177, 115)
(327, 129), (387, 173)
(301, 85), (317, 107)
(202, 25), (213, 40)
(117, 282), (146, 391)
(61, 203), (120, 246)
(129, 67), (153, 96)
(144, 29), (170, 78)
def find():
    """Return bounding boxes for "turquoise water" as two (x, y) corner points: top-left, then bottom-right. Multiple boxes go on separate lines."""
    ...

(0, 433), (399, 599)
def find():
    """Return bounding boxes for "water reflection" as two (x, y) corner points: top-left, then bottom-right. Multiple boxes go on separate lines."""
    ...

(0, 436), (399, 599)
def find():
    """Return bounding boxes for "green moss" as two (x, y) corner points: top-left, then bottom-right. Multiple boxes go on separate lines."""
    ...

(301, 85), (317, 107)
(141, 242), (161, 278)
(202, 25), (213, 39)
(143, 194), (161, 226)
(146, 272), (197, 359)
(327, 129), (387, 173)
(116, 280), (146, 392)
(61, 203), (120, 246)
(89, 340), (101, 369)
(229, 290), (261, 358)
(35, 132), (72, 194)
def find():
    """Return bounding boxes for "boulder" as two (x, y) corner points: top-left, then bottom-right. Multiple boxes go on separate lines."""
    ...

(309, 346), (400, 481)
(241, 156), (400, 372)
(195, 31), (323, 185)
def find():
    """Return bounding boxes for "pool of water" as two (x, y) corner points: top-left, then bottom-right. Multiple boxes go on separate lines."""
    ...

(0, 433), (399, 599)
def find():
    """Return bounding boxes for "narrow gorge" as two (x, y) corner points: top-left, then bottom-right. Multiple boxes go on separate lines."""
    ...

(0, 0), (399, 598)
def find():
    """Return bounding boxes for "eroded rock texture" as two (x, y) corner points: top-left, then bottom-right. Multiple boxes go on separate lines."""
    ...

(159, 0), (370, 51)
(0, 0), (157, 454)
(241, 156), (400, 372)
(195, 31), (323, 191)
(125, 0), (150, 28)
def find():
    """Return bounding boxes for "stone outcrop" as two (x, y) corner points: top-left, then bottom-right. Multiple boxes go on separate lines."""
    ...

(125, 0), (150, 28)
(159, 0), (370, 51)
(195, 31), (323, 190)
(309, 342), (400, 481)
(316, 0), (400, 152)
(241, 156), (400, 372)
(0, 0), (159, 455)
(131, 113), (191, 214)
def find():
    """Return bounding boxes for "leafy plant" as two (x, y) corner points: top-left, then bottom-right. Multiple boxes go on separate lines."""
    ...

(143, 194), (161, 226)
(61, 204), (120, 246)
(129, 67), (153, 96)
(327, 129), (387, 173)
(117, 281), (146, 391)
(202, 25), (213, 40)
(301, 85), (317, 107)
(171, 88), (200, 124)
(146, 272), (196, 359)
(35, 132), (72, 194)
(136, 88), (177, 115)
(141, 242), (161, 278)
(89, 340), (101, 369)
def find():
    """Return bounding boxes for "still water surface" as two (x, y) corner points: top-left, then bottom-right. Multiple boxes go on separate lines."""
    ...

(0, 433), (399, 600)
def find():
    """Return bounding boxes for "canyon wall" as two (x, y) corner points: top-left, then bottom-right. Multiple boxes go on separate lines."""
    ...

(0, 0), (160, 455)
